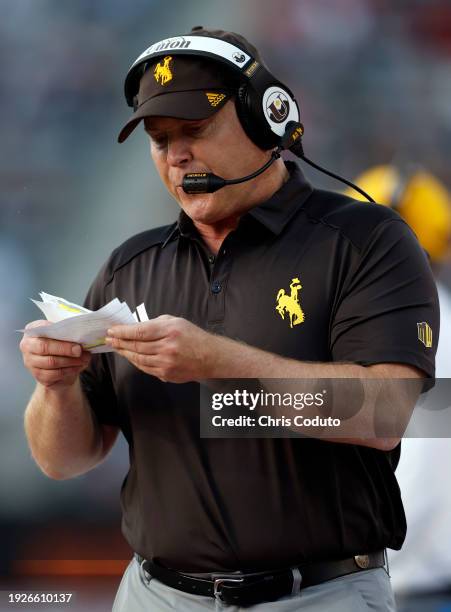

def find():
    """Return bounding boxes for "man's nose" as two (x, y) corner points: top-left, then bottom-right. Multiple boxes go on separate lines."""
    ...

(166, 136), (193, 167)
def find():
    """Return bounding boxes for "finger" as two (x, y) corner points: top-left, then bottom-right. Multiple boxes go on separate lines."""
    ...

(27, 337), (83, 358)
(107, 320), (168, 342)
(113, 349), (169, 381)
(114, 348), (159, 369)
(32, 366), (81, 385)
(105, 337), (164, 354)
(26, 354), (91, 370)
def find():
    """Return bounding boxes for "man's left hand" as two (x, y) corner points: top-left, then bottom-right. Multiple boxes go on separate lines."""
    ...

(105, 315), (217, 383)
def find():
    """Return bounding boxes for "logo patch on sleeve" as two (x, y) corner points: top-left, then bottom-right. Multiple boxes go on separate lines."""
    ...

(417, 322), (433, 348)
(276, 277), (305, 329)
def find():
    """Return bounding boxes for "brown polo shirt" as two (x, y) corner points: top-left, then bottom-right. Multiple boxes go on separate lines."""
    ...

(81, 162), (438, 572)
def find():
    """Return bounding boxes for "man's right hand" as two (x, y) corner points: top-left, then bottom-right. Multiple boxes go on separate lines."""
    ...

(20, 320), (92, 390)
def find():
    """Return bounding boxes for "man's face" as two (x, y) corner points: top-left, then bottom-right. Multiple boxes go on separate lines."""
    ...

(144, 101), (272, 227)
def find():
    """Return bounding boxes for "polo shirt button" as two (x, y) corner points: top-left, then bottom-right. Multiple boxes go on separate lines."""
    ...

(208, 255), (215, 265)
(211, 281), (222, 294)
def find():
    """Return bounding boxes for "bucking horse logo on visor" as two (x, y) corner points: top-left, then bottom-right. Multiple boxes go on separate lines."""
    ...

(154, 56), (173, 86)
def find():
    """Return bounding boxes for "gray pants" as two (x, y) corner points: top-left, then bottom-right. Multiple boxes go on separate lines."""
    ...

(112, 557), (397, 611)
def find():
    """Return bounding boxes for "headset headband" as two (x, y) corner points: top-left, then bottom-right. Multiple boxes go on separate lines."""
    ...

(130, 35), (253, 73)
(124, 35), (266, 107)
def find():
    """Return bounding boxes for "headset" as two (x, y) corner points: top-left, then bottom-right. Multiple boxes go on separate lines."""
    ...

(123, 31), (374, 201)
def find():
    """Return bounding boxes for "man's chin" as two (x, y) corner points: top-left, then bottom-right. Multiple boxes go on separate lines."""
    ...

(176, 189), (216, 218)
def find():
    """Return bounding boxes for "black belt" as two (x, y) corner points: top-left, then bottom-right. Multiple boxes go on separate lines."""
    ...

(135, 551), (386, 607)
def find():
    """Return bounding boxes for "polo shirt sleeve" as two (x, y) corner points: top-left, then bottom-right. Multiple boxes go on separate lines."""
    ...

(330, 218), (439, 378)
(79, 258), (121, 427)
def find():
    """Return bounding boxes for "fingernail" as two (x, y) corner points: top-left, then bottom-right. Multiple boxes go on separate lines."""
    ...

(72, 345), (81, 357)
(107, 329), (113, 336)
(104, 337), (112, 344)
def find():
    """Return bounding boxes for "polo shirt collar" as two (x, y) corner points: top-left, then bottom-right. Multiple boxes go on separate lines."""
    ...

(164, 161), (313, 246)
(247, 161), (313, 235)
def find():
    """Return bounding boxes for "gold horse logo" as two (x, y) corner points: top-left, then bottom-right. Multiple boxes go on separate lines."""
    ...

(276, 277), (305, 328)
(154, 56), (173, 86)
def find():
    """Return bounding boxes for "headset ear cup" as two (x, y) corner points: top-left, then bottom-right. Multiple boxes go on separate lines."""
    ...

(235, 84), (277, 150)
(235, 84), (258, 147)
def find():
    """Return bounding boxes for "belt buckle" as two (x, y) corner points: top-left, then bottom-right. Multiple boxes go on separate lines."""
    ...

(213, 576), (244, 603)
(138, 558), (152, 586)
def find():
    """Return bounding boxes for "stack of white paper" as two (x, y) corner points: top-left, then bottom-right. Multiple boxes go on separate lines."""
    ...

(22, 292), (138, 353)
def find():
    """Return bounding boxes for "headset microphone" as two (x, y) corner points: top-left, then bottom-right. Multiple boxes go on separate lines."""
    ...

(182, 150), (281, 194)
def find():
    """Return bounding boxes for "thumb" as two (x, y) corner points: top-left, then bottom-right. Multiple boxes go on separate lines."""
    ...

(25, 319), (52, 330)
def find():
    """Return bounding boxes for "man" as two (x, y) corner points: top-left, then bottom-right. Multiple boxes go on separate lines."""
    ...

(20, 28), (439, 611)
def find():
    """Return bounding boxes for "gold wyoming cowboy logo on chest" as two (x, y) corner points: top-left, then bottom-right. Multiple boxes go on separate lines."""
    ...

(154, 56), (173, 86)
(276, 277), (305, 329)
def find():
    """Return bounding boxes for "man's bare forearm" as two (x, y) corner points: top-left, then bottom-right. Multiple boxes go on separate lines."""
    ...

(205, 335), (423, 450)
(24, 380), (105, 480)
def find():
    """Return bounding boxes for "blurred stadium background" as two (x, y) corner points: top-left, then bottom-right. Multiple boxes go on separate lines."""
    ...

(1, 1), (450, 610)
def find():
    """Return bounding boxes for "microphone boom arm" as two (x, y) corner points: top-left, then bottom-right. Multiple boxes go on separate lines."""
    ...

(182, 149), (281, 194)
